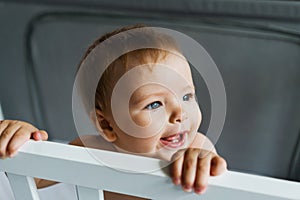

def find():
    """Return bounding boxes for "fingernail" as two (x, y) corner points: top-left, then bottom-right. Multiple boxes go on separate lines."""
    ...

(195, 186), (206, 194)
(194, 187), (202, 194)
(173, 178), (180, 185)
(183, 185), (192, 192)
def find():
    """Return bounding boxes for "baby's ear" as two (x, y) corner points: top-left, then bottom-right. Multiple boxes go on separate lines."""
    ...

(92, 109), (117, 142)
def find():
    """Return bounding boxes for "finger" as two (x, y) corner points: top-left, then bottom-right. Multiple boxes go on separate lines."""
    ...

(210, 156), (227, 176)
(182, 149), (199, 192)
(32, 130), (48, 141)
(0, 120), (9, 134)
(0, 124), (21, 158)
(194, 153), (211, 194)
(6, 129), (32, 157)
(171, 151), (184, 185)
(40, 130), (48, 140)
(198, 149), (213, 159)
(32, 131), (42, 141)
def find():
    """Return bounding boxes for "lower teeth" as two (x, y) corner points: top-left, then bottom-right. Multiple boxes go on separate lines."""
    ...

(172, 139), (179, 143)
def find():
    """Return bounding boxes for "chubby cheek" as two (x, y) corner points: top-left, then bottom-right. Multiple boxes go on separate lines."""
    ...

(137, 138), (159, 153)
(186, 102), (202, 131)
(130, 111), (151, 127)
(112, 119), (161, 154)
(124, 136), (159, 153)
(196, 105), (202, 128)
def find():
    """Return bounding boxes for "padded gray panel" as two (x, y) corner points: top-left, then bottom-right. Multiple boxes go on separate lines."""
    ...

(28, 12), (300, 181)
(4, 0), (300, 20)
(0, 3), (40, 124)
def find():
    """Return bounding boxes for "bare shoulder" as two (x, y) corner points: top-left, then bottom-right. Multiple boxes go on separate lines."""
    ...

(69, 135), (116, 151)
(190, 132), (216, 153)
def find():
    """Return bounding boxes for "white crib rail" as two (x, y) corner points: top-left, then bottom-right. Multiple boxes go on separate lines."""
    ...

(0, 140), (299, 200)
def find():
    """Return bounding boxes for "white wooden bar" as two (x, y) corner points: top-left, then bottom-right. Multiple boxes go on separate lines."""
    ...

(6, 173), (40, 200)
(76, 186), (104, 200)
(0, 140), (299, 200)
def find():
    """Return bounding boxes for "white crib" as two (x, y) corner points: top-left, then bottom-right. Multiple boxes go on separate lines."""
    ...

(0, 140), (299, 200)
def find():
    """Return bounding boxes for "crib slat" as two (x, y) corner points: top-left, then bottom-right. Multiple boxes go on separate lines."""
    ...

(76, 185), (104, 200)
(6, 173), (40, 200)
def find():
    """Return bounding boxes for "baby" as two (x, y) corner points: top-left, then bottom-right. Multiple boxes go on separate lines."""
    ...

(0, 24), (227, 198)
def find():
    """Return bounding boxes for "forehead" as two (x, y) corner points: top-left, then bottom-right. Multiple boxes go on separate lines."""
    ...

(160, 53), (193, 83)
(126, 52), (193, 85)
(112, 53), (195, 102)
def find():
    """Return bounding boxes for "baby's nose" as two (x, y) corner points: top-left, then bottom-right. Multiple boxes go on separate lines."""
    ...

(168, 102), (186, 124)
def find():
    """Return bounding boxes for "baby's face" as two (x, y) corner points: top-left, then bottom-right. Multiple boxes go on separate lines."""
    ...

(105, 53), (202, 160)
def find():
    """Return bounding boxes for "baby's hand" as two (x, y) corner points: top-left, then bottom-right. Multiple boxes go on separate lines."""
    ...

(170, 148), (227, 194)
(0, 120), (48, 158)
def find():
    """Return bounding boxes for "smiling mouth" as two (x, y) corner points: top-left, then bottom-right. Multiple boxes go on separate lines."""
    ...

(160, 131), (188, 149)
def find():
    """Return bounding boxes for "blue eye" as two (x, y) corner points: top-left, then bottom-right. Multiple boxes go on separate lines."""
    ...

(145, 101), (162, 110)
(183, 93), (194, 101)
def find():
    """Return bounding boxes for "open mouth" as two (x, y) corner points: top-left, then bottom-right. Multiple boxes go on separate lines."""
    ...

(160, 131), (187, 149)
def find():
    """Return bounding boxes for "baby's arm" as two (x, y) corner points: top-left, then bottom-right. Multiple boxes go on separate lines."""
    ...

(0, 120), (55, 188)
(170, 133), (227, 194)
